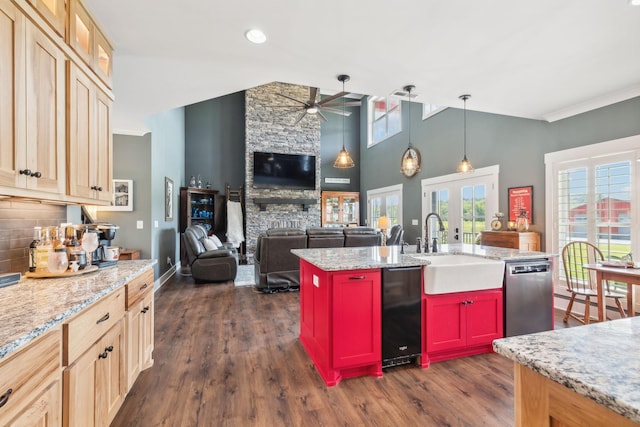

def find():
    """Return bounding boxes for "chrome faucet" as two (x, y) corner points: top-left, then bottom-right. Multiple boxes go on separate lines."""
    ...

(425, 212), (445, 253)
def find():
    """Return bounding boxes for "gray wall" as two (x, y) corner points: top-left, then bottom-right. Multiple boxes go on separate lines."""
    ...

(319, 103), (361, 193)
(185, 91), (246, 191)
(99, 133), (153, 260)
(360, 96), (640, 247)
(146, 108), (186, 278)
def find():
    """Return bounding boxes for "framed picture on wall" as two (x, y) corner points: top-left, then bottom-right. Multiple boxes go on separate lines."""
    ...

(508, 186), (533, 224)
(97, 179), (133, 211)
(165, 177), (174, 221)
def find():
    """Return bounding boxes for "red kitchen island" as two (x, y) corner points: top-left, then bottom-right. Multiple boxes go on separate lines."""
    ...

(292, 246), (429, 386)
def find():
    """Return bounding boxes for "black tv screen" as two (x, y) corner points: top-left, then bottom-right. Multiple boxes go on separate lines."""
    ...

(253, 152), (316, 190)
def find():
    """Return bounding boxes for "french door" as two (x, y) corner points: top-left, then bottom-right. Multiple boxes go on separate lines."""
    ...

(421, 166), (499, 245)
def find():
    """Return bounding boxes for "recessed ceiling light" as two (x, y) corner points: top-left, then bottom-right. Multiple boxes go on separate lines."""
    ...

(245, 29), (267, 44)
(631, 0), (640, 5)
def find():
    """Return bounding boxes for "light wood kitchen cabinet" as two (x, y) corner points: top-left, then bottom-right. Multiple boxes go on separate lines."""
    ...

(67, 61), (113, 203)
(480, 231), (540, 251)
(68, 0), (112, 87)
(321, 191), (359, 227)
(0, 3), (66, 198)
(125, 269), (155, 391)
(0, 329), (62, 427)
(64, 320), (125, 427)
(27, 0), (65, 36)
(63, 289), (125, 427)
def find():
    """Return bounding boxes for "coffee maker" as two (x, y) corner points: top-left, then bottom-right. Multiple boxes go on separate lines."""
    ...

(86, 223), (119, 267)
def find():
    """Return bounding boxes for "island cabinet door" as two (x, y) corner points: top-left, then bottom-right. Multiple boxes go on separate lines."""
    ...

(465, 289), (503, 346)
(331, 269), (381, 368)
(425, 293), (466, 353)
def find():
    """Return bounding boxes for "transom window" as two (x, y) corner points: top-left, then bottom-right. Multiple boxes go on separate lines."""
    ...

(422, 103), (447, 120)
(368, 96), (401, 146)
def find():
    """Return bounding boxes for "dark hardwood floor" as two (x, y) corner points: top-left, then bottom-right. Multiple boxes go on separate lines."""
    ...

(111, 274), (578, 427)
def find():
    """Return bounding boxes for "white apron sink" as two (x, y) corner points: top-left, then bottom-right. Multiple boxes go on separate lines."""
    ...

(413, 254), (505, 294)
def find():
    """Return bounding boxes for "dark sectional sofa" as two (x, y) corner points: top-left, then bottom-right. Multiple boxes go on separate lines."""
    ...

(254, 227), (382, 293)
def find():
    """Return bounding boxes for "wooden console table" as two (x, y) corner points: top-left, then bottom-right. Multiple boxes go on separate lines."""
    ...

(119, 249), (141, 260)
(480, 231), (540, 251)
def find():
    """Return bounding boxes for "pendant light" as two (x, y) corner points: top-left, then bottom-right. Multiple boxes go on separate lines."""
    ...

(400, 85), (421, 177)
(457, 94), (473, 173)
(333, 74), (355, 168)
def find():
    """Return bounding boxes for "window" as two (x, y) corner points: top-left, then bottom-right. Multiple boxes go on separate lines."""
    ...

(368, 96), (401, 146)
(546, 135), (639, 297)
(422, 103), (447, 120)
(367, 184), (403, 228)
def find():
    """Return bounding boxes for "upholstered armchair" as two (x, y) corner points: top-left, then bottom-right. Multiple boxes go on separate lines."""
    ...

(183, 226), (238, 283)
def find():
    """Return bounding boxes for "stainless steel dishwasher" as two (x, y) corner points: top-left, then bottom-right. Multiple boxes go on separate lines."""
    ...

(504, 259), (554, 337)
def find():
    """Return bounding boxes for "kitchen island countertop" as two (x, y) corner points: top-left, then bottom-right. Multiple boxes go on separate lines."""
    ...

(292, 243), (553, 271)
(0, 260), (156, 360)
(493, 316), (640, 423)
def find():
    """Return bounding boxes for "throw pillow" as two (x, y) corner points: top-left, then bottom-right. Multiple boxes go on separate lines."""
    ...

(209, 234), (223, 247)
(201, 237), (218, 251)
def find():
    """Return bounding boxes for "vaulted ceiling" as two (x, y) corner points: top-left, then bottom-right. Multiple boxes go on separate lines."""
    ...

(84, 0), (640, 134)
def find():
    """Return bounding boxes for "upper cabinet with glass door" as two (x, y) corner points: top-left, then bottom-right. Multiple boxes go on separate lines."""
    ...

(27, 0), (65, 36)
(68, 0), (113, 87)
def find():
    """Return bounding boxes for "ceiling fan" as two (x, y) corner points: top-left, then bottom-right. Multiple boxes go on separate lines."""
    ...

(274, 75), (361, 125)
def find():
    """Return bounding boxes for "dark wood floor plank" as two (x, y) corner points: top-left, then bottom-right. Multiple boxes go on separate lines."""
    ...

(111, 274), (527, 426)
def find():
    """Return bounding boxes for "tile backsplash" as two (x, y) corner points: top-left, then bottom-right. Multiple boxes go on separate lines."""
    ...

(0, 199), (66, 275)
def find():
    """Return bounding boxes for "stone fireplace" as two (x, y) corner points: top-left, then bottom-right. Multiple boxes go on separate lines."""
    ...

(244, 82), (321, 258)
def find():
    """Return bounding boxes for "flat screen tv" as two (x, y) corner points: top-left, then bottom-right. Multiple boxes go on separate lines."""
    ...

(253, 151), (316, 190)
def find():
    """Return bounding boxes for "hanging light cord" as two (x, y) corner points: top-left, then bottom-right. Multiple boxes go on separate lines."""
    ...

(407, 87), (412, 147)
(463, 97), (467, 158)
(342, 80), (346, 150)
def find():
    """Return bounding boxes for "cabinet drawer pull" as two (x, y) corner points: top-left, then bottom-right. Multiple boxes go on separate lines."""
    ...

(140, 283), (148, 290)
(98, 352), (108, 359)
(349, 275), (366, 280)
(0, 388), (12, 408)
(141, 306), (150, 314)
(96, 313), (110, 324)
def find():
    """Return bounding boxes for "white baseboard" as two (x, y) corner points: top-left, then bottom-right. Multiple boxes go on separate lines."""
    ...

(155, 265), (176, 292)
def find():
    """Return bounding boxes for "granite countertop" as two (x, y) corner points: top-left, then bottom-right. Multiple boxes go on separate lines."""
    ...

(0, 260), (156, 360)
(493, 317), (640, 423)
(292, 246), (431, 271)
(292, 243), (554, 272)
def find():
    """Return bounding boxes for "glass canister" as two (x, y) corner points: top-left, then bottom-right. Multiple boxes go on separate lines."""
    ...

(47, 247), (68, 274)
(516, 209), (530, 232)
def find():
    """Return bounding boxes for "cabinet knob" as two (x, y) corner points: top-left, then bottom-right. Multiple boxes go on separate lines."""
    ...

(467, 300), (474, 304)
(105, 345), (114, 353)
(0, 388), (13, 408)
(461, 301), (468, 305)
(141, 306), (150, 313)
(30, 171), (42, 178)
(19, 169), (32, 176)
(98, 352), (108, 359)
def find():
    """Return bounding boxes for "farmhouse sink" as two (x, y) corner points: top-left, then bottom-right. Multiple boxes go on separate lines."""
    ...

(412, 254), (505, 294)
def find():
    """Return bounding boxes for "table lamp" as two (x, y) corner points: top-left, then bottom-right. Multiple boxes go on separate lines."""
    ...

(378, 216), (390, 246)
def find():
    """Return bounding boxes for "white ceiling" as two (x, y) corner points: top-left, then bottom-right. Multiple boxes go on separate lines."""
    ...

(83, 0), (640, 135)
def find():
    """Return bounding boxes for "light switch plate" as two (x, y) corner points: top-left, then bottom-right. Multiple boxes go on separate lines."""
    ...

(154, 220), (159, 228)
(313, 274), (319, 287)
(412, 219), (419, 226)
(136, 220), (144, 229)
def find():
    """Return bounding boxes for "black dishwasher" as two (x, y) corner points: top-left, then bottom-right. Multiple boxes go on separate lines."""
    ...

(382, 266), (422, 368)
